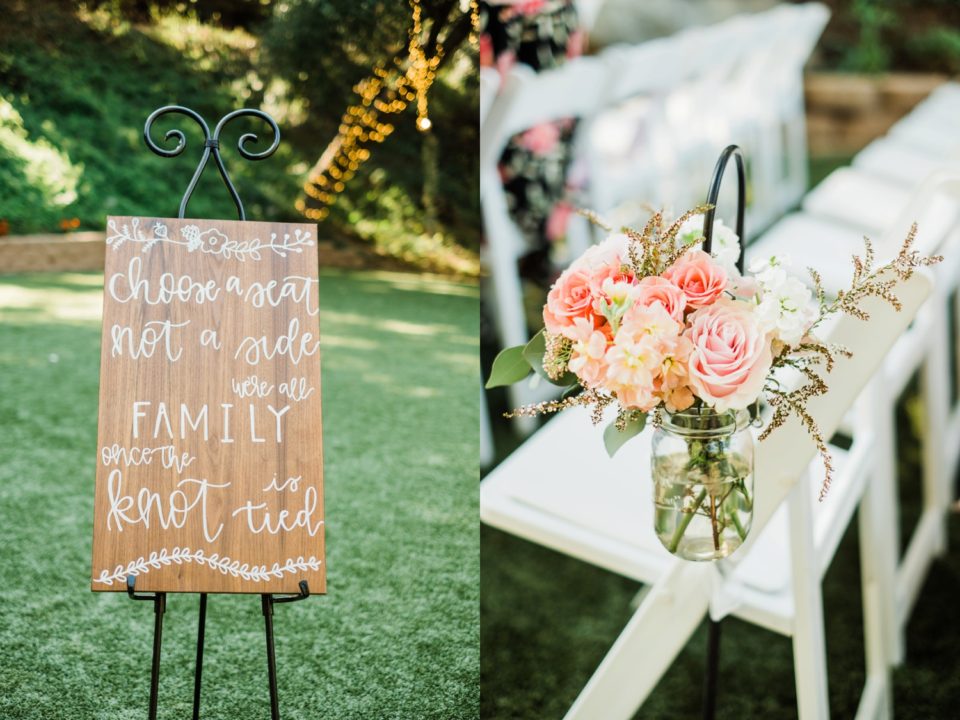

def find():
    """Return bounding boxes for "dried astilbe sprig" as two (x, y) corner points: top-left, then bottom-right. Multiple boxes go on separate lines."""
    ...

(761, 224), (941, 500)
(620, 205), (714, 277)
(543, 332), (573, 382)
(576, 208), (612, 232)
(504, 388), (613, 422)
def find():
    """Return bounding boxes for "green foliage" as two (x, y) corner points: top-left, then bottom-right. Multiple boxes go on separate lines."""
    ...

(817, 0), (960, 75)
(264, 0), (480, 257)
(840, 0), (895, 73)
(602, 411), (646, 457)
(908, 26), (960, 75)
(0, 1), (478, 274)
(486, 345), (530, 389)
(0, 270), (479, 717)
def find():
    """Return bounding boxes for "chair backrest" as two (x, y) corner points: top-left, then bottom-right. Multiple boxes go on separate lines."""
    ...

(480, 56), (610, 174)
(480, 67), (500, 129)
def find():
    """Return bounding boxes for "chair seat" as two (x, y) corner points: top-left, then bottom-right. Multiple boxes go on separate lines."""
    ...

(888, 112), (960, 156)
(481, 406), (857, 636)
(853, 136), (957, 187)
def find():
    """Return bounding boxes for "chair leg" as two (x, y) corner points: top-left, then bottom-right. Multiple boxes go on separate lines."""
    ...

(564, 562), (712, 720)
(858, 483), (893, 720)
(859, 380), (905, 667)
(788, 477), (830, 720)
(920, 300), (951, 555)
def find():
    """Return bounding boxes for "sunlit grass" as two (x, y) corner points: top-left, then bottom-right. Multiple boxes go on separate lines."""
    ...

(0, 270), (479, 719)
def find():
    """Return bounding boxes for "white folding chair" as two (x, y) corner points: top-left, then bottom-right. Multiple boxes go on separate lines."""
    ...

(481, 57), (611, 414)
(481, 268), (932, 718)
(750, 167), (960, 668)
(480, 67), (500, 129)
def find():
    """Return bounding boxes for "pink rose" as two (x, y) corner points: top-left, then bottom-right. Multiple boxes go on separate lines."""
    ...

(518, 122), (561, 155)
(566, 29), (586, 59)
(545, 202), (573, 242)
(663, 250), (728, 309)
(635, 276), (686, 322)
(479, 34), (494, 67)
(543, 267), (599, 338)
(496, 49), (516, 79)
(684, 299), (773, 411)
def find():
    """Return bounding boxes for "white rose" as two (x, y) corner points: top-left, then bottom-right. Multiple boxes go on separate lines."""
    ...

(677, 215), (741, 276)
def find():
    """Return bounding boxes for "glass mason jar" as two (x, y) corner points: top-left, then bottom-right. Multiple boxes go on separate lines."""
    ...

(651, 407), (754, 561)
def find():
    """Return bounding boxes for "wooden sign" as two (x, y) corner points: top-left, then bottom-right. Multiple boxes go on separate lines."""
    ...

(91, 216), (325, 594)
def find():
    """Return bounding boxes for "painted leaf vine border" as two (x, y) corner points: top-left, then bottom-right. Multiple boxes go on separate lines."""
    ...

(106, 217), (315, 261)
(94, 547), (322, 586)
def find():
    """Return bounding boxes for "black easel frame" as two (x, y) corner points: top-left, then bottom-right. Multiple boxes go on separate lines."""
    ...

(125, 105), (311, 720)
(699, 143), (747, 720)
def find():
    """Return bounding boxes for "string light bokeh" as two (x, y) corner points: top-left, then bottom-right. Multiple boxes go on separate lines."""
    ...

(298, 0), (475, 222)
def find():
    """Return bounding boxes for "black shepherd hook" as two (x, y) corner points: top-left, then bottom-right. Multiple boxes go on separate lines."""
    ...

(700, 144), (748, 720)
(143, 105), (281, 221)
(701, 144), (746, 274)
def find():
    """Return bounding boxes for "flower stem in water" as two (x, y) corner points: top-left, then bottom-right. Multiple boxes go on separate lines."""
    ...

(668, 488), (707, 553)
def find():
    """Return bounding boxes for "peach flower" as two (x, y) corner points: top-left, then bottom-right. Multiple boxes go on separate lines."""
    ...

(654, 334), (695, 412)
(663, 249), (728, 309)
(635, 276), (687, 322)
(603, 304), (681, 412)
(567, 317), (609, 388)
(543, 267), (599, 338)
(684, 299), (773, 411)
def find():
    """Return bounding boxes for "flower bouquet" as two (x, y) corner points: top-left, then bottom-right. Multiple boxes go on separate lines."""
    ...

(487, 205), (940, 561)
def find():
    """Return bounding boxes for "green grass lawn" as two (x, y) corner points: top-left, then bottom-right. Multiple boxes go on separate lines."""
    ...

(0, 270), (479, 719)
(482, 392), (960, 718)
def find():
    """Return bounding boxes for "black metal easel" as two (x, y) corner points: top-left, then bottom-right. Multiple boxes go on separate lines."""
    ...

(699, 144), (747, 720)
(127, 105), (309, 720)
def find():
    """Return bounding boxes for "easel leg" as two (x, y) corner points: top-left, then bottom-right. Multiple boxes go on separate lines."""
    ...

(702, 619), (721, 720)
(262, 594), (280, 720)
(149, 592), (166, 720)
(192, 593), (208, 720)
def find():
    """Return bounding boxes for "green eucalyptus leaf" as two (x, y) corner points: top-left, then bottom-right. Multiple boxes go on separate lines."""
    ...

(603, 413), (647, 457)
(485, 345), (531, 388)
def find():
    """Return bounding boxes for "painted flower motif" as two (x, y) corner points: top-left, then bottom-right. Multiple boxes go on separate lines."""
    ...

(182, 225), (202, 252)
(153, 222), (168, 240)
(684, 298), (773, 412)
(663, 249), (728, 309)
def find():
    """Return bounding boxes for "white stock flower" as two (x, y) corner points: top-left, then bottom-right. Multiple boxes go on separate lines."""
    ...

(677, 215), (741, 276)
(750, 254), (816, 345)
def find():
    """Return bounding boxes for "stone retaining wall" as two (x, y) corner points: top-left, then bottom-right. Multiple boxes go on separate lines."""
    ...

(0, 232), (106, 274)
(0, 231), (415, 275)
(805, 72), (949, 157)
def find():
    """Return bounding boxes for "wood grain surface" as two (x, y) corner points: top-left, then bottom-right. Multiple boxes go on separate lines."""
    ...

(91, 216), (325, 594)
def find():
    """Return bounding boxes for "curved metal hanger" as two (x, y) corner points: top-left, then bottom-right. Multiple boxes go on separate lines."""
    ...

(143, 106), (281, 221)
(701, 144), (746, 274)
